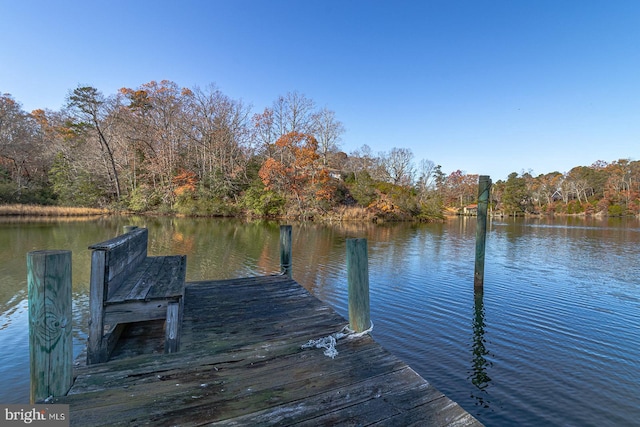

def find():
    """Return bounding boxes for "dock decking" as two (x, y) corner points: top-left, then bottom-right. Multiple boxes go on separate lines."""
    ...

(54, 275), (482, 426)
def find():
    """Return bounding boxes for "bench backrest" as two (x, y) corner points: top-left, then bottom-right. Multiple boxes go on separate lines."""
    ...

(89, 228), (148, 300)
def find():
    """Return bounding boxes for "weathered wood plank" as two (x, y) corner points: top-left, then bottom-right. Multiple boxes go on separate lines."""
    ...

(164, 301), (180, 353)
(106, 257), (156, 303)
(60, 340), (404, 425)
(55, 275), (482, 426)
(146, 255), (186, 299)
(88, 250), (107, 365)
(88, 227), (147, 251)
(104, 300), (171, 325)
(209, 366), (440, 426)
(99, 229), (148, 294)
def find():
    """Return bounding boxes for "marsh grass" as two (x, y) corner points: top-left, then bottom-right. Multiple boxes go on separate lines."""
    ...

(0, 204), (109, 217)
(323, 206), (377, 222)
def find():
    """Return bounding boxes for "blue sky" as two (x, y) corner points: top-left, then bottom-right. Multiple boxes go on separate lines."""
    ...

(1, 0), (638, 181)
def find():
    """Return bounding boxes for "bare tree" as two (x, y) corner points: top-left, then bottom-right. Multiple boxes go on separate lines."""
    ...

(416, 158), (435, 201)
(311, 107), (345, 166)
(252, 107), (277, 158)
(382, 147), (415, 186)
(0, 94), (39, 193)
(182, 84), (252, 196)
(346, 144), (376, 180)
(272, 91), (315, 136)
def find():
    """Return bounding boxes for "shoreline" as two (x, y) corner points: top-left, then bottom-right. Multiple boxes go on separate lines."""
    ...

(1, 203), (638, 221)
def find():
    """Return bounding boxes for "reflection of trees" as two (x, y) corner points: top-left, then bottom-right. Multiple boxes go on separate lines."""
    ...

(469, 289), (492, 408)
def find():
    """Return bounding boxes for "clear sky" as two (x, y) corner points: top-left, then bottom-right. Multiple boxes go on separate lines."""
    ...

(1, 0), (638, 181)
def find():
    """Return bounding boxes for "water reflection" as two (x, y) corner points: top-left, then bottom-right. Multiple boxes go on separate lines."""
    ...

(469, 289), (493, 408)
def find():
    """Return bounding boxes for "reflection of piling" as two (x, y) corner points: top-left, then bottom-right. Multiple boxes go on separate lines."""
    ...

(280, 225), (292, 278)
(28, 250), (73, 404)
(347, 238), (371, 332)
(470, 288), (492, 408)
(474, 175), (491, 289)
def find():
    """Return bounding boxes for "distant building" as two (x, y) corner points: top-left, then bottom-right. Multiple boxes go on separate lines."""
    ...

(327, 168), (342, 180)
(461, 204), (478, 216)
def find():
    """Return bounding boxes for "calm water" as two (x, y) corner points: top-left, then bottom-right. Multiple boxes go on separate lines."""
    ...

(1, 216), (639, 426)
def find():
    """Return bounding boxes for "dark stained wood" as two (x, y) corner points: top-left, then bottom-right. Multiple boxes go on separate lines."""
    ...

(55, 275), (483, 426)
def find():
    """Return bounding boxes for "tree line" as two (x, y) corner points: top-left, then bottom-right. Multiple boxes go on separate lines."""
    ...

(495, 161), (640, 216)
(0, 81), (638, 219)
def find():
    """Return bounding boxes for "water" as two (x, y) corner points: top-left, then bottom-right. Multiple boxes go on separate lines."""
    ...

(1, 216), (639, 426)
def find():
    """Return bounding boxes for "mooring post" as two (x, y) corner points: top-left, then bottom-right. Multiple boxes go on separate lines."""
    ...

(280, 225), (292, 278)
(27, 250), (73, 404)
(123, 225), (138, 233)
(474, 175), (492, 289)
(347, 238), (371, 332)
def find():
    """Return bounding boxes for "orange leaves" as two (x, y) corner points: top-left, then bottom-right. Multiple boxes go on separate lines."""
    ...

(173, 169), (198, 197)
(258, 157), (287, 191)
(274, 132), (320, 169)
(258, 131), (331, 206)
(120, 88), (152, 111)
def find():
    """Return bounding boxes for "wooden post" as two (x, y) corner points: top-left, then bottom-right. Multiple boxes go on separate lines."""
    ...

(280, 225), (292, 278)
(474, 175), (491, 290)
(123, 225), (138, 233)
(347, 238), (371, 332)
(164, 301), (180, 353)
(27, 250), (73, 404)
(87, 249), (107, 365)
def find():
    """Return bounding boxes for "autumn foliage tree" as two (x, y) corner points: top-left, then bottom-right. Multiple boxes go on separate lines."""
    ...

(258, 131), (333, 215)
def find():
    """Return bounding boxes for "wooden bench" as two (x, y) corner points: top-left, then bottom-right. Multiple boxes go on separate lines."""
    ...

(87, 227), (187, 365)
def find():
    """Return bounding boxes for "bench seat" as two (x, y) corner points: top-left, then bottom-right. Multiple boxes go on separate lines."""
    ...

(87, 228), (187, 364)
(107, 256), (185, 303)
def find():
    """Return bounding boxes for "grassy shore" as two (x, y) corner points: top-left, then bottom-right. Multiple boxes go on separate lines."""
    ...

(0, 204), (110, 216)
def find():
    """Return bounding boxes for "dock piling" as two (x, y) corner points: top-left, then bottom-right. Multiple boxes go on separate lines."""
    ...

(27, 250), (73, 404)
(280, 225), (292, 278)
(474, 175), (491, 289)
(346, 238), (371, 332)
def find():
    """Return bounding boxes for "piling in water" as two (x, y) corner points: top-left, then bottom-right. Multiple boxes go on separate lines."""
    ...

(474, 175), (491, 289)
(347, 238), (371, 332)
(27, 250), (73, 404)
(280, 225), (292, 278)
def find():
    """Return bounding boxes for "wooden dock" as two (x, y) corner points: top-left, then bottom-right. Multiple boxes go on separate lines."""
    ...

(53, 275), (482, 426)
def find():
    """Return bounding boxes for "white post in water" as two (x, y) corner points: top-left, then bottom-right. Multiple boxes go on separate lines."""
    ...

(28, 250), (73, 403)
(280, 225), (292, 278)
(347, 238), (371, 332)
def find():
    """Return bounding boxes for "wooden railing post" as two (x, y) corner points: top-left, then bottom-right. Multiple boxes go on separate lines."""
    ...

(27, 250), (73, 403)
(474, 175), (492, 290)
(347, 238), (371, 332)
(280, 225), (292, 278)
(165, 301), (180, 353)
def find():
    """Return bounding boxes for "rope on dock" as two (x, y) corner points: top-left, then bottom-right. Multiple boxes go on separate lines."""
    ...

(301, 322), (373, 359)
